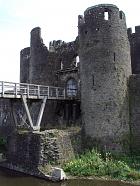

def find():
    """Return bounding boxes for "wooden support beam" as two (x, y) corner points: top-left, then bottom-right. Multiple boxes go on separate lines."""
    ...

(21, 95), (34, 130)
(20, 100), (32, 128)
(36, 97), (47, 128)
(21, 96), (47, 131)
(20, 112), (31, 129)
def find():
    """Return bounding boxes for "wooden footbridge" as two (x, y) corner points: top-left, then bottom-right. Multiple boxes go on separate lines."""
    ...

(0, 81), (66, 131)
(0, 81), (65, 100)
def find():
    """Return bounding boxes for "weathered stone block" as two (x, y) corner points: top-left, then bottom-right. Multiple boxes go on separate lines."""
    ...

(5, 129), (76, 174)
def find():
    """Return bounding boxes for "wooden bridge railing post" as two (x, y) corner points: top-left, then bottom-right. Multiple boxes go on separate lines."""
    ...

(27, 84), (29, 98)
(37, 85), (40, 97)
(56, 87), (58, 99)
(48, 86), (50, 99)
(15, 83), (17, 97)
(2, 81), (4, 97)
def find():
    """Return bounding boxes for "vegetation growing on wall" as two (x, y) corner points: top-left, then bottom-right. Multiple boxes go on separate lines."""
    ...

(0, 137), (6, 153)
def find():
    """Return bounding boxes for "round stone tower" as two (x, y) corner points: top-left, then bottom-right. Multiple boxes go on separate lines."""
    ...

(78, 4), (131, 152)
(20, 47), (30, 83)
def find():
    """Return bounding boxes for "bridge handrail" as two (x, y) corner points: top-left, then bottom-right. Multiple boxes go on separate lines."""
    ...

(0, 81), (63, 89)
(0, 81), (65, 99)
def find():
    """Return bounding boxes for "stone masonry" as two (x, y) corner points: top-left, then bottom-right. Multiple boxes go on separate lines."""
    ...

(5, 129), (76, 173)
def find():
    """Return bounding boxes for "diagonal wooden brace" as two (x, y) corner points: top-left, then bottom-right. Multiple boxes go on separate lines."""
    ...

(21, 95), (34, 130)
(36, 97), (47, 128)
(21, 96), (47, 131)
(20, 101), (33, 128)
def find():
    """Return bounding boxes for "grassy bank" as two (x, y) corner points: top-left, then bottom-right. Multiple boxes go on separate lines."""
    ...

(63, 150), (140, 181)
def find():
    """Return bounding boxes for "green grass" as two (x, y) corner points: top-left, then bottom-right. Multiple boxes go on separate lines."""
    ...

(63, 150), (140, 181)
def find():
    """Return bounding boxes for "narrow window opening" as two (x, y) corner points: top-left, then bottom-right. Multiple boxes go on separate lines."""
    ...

(76, 56), (80, 67)
(61, 61), (63, 70)
(96, 28), (99, 31)
(25, 54), (30, 59)
(88, 11), (91, 15)
(104, 12), (109, 20)
(85, 30), (88, 34)
(92, 75), (94, 86)
(114, 53), (116, 61)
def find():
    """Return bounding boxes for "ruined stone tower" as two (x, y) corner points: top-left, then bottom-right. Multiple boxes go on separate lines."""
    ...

(78, 4), (131, 151)
(30, 27), (49, 85)
(20, 47), (30, 83)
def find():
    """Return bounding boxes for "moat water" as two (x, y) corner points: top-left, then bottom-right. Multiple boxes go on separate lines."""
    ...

(0, 168), (136, 186)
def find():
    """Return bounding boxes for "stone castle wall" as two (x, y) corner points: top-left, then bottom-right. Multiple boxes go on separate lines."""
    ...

(129, 75), (140, 154)
(20, 27), (80, 129)
(0, 99), (15, 138)
(5, 129), (81, 173)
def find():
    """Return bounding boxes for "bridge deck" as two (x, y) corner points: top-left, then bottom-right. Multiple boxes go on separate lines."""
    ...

(0, 81), (66, 100)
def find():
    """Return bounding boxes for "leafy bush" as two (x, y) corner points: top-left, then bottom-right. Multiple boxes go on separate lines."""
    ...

(63, 149), (140, 181)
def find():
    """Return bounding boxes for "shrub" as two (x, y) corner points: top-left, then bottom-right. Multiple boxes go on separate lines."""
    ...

(63, 149), (140, 181)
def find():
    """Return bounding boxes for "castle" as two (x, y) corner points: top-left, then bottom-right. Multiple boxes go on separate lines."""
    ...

(19, 4), (140, 153)
(1, 4), (140, 155)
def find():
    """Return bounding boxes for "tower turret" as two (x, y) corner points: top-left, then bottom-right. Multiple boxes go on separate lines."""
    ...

(128, 26), (140, 74)
(78, 4), (131, 152)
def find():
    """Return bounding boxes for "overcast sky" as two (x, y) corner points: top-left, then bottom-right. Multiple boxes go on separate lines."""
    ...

(0, 0), (139, 83)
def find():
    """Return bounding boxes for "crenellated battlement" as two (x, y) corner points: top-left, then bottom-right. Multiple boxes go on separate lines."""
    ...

(128, 26), (140, 37)
(49, 40), (77, 54)
(85, 4), (118, 10)
(135, 26), (140, 34)
(84, 4), (118, 16)
(128, 25), (140, 74)
(78, 4), (127, 44)
(49, 40), (65, 52)
(82, 4), (125, 24)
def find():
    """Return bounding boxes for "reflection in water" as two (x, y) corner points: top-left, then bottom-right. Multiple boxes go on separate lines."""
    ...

(0, 168), (135, 186)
